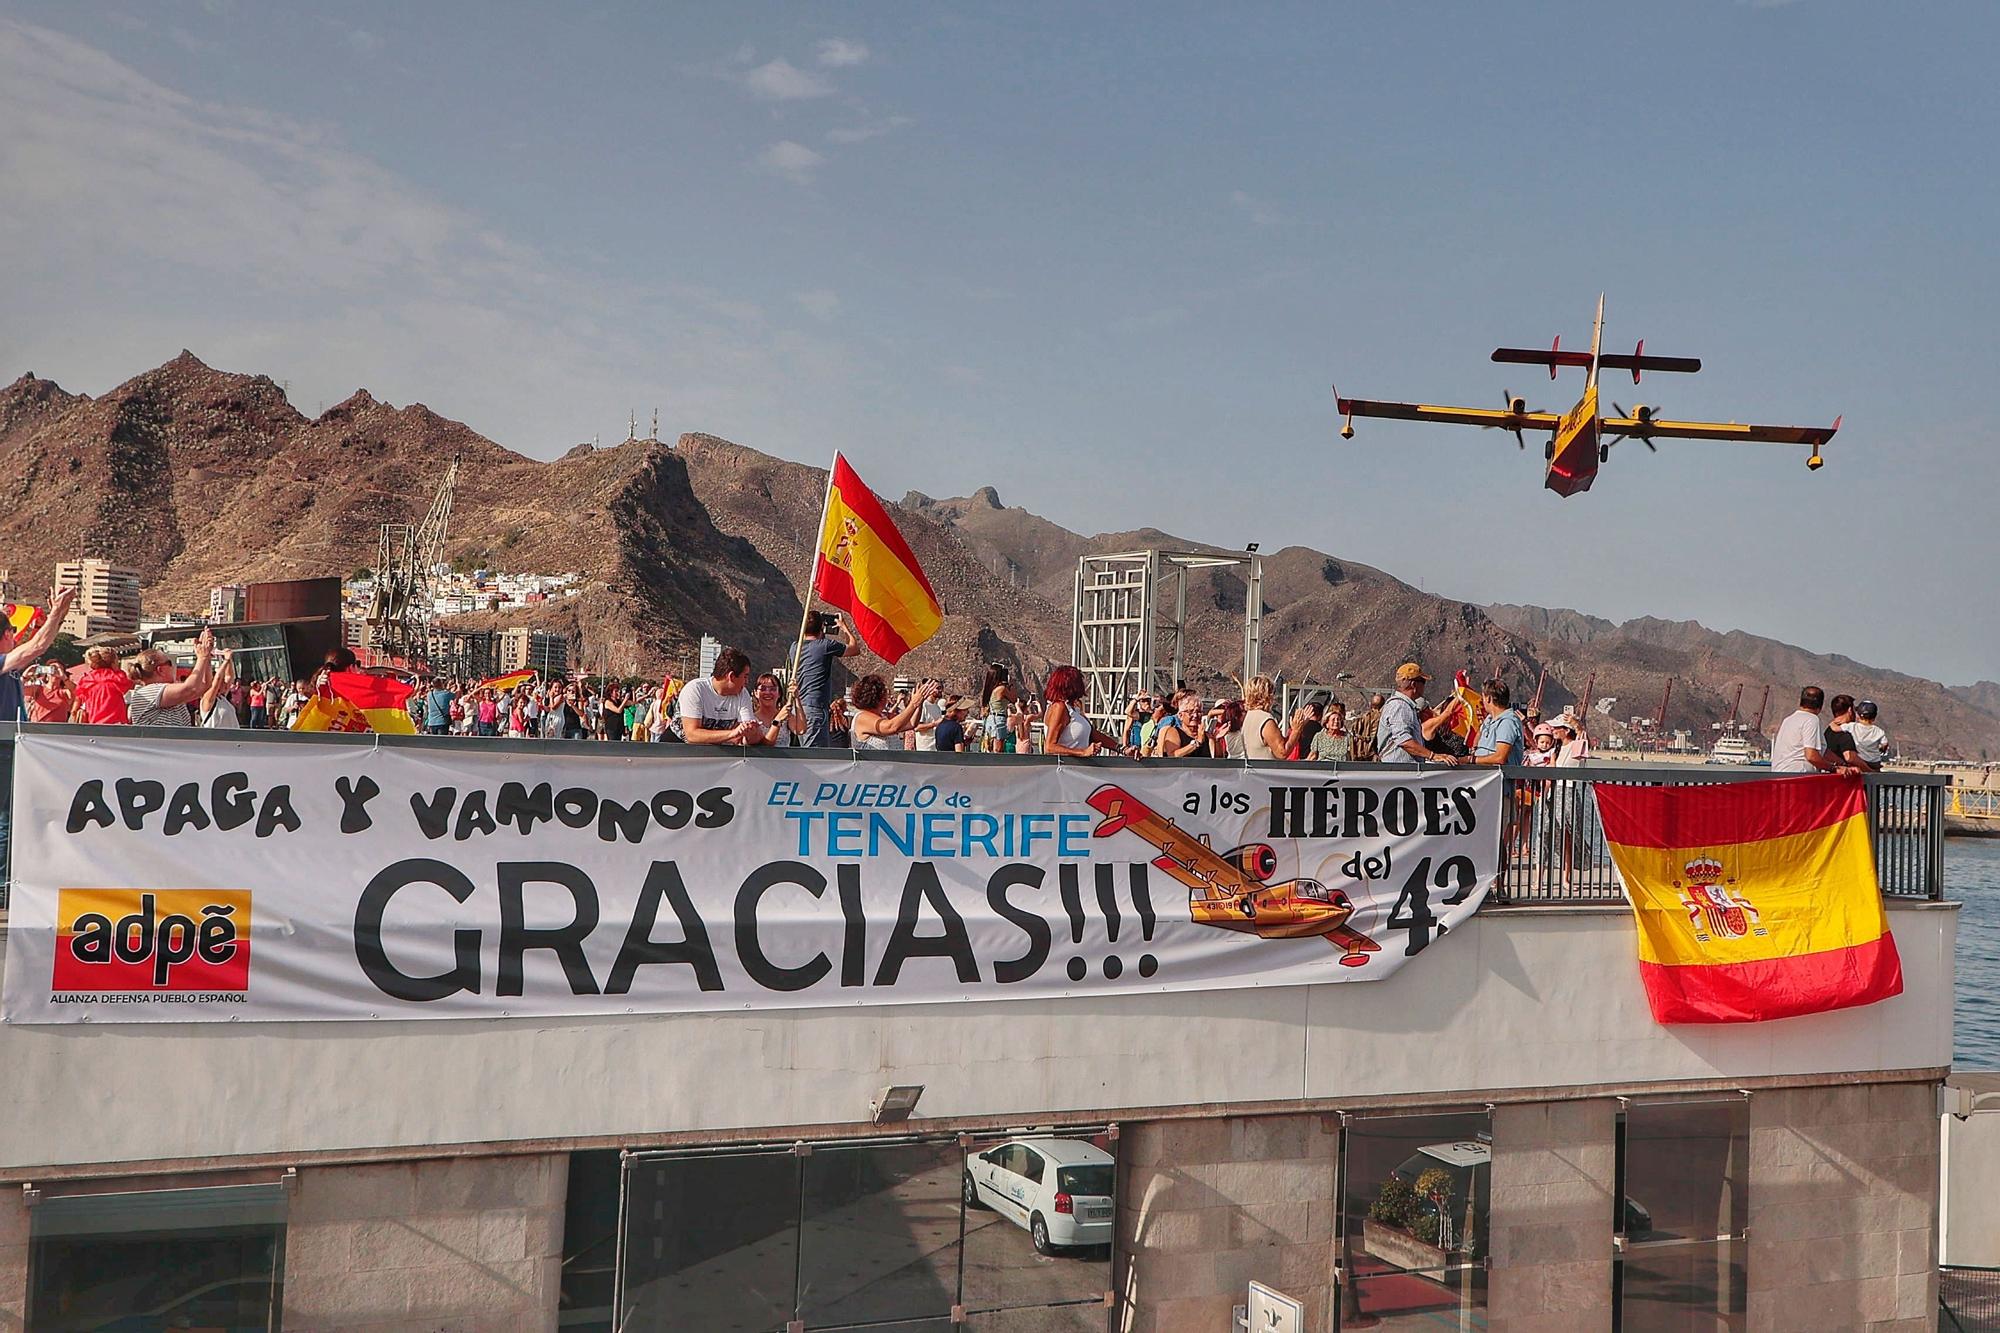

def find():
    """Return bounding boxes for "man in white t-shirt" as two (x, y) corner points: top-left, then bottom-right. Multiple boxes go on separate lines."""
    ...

(676, 647), (763, 745)
(1770, 686), (1839, 773)
(912, 680), (945, 752)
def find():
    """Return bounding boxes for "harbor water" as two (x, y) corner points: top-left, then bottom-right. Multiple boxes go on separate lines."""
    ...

(1953, 837), (2000, 1067)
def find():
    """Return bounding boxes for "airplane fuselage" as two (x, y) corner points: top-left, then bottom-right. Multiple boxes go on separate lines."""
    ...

(1545, 381), (1600, 496)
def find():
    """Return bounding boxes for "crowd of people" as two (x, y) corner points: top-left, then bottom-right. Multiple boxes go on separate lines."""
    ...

(0, 592), (1892, 771)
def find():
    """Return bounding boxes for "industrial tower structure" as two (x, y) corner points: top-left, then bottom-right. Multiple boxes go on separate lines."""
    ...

(365, 456), (458, 668)
(1070, 549), (1262, 733)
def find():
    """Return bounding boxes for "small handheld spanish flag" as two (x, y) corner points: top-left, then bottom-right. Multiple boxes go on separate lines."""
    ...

(812, 453), (942, 663)
(5, 602), (44, 637)
(1596, 774), (1902, 1024)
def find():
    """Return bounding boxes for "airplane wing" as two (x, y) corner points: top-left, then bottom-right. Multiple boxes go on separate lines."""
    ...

(1602, 414), (1841, 446)
(1491, 347), (1594, 370)
(1335, 396), (1563, 433)
(1086, 784), (1258, 902)
(1597, 353), (1702, 376)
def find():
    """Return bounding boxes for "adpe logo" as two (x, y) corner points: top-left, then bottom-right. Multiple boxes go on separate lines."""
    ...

(53, 889), (252, 991)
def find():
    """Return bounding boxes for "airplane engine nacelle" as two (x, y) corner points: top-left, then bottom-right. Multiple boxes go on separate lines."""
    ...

(1226, 844), (1278, 882)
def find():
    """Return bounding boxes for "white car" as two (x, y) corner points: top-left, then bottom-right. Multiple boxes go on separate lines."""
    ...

(963, 1136), (1115, 1254)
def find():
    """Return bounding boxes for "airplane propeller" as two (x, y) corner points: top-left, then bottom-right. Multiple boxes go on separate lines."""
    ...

(1612, 402), (1660, 452)
(1501, 389), (1526, 449)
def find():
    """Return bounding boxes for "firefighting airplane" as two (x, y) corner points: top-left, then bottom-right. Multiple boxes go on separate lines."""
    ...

(1085, 784), (1381, 967)
(1332, 296), (1842, 497)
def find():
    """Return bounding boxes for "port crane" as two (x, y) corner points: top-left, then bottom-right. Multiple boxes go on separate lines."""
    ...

(1333, 296), (1842, 496)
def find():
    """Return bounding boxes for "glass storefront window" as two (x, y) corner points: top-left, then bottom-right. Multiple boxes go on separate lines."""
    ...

(614, 1129), (1116, 1332)
(1614, 1095), (1750, 1332)
(798, 1141), (963, 1328)
(617, 1149), (801, 1333)
(559, 1149), (620, 1331)
(960, 1131), (1115, 1315)
(1337, 1111), (1490, 1332)
(27, 1181), (286, 1331)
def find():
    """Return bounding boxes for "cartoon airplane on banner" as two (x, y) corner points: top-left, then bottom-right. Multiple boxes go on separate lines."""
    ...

(1085, 784), (1380, 967)
(1333, 295), (1842, 496)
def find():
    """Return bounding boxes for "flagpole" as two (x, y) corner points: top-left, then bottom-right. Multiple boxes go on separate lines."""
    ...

(787, 453), (840, 702)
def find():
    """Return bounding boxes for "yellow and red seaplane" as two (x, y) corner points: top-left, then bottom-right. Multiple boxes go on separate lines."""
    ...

(1334, 296), (1842, 496)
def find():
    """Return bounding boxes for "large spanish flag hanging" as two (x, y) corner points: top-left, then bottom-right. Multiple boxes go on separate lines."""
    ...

(293, 671), (418, 735)
(1596, 774), (1901, 1024)
(812, 453), (942, 663)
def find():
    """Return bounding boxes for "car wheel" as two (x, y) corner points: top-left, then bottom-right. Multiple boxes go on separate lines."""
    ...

(964, 1173), (986, 1210)
(1031, 1213), (1052, 1255)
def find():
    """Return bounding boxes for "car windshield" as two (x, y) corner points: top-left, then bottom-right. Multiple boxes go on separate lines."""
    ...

(1057, 1165), (1113, 1197)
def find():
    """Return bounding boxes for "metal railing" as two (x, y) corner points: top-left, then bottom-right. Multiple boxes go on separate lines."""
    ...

(0, 729), (1952, 911)
(1942, 1266), (2000, 1332)
(1491, 765), (1950, 905)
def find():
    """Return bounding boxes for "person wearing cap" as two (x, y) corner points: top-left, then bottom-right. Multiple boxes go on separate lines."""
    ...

(1824, 694), (1876, 773)
(1551, 713), (1589, 766)
(934, 695), (972, 753)
(1848, 700), (1889, 769)
(1376, 662), (1463, 765)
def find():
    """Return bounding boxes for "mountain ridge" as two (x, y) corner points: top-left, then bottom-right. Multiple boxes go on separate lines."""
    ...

(3, 353), (1992, 757)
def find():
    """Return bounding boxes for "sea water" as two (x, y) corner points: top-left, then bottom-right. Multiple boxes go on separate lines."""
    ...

(1951, 837), (2000, 1067)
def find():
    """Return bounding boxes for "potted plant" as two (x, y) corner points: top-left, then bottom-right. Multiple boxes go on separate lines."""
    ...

(1359, 1168), (1465, 1272)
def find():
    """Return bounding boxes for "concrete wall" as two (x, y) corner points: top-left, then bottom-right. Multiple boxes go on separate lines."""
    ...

(0, 1188), (21, 1333)
(1747, 1083), (1938, 1333)
(1117, 1114), (1337, 1332)
(0, 903), (1955, 1173)
(1488, 1098), (1616, 1331)
(282, 1154), (566, 1333)
(1941, 1077), (2000, 1265)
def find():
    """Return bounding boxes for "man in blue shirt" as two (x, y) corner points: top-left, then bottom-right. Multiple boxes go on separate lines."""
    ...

(1375, 662), (1463, 765)
(1469, 679), (1524, 766)
(793, 612), (853, 747)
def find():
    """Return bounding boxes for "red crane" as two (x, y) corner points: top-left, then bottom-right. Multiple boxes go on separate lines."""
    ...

(1751, 684), (1772, 737)
(1723, 683), (1744, 731)
(1653, 678), (1672, 748)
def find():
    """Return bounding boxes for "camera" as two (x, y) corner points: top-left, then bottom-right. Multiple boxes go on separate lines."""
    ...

(817, 612), (841, 634)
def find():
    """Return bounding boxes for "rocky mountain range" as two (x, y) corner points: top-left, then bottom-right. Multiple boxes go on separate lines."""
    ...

(3, 352), (1995, 758)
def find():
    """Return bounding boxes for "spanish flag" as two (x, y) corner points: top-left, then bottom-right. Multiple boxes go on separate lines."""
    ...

(293, 671), (418, 735)
(5, 602), (43, 637)
(1446, 670), (1483, 747)
(477, 669), (536, 692)
(1596, 775), (1902, 1024)
(812, 453), (942, 663)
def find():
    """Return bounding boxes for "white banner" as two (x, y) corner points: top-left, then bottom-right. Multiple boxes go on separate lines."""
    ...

(2, 735), (1502, 1024)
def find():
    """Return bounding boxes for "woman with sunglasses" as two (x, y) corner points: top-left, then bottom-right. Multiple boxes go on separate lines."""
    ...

(750, 671), (806, 747)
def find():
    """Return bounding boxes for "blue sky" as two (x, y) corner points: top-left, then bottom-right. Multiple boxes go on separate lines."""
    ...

(3, 1), (1995, 684)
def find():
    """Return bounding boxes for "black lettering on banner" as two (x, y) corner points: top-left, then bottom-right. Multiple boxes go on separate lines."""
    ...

(1386, 854), (1481, 956)
(986, 864), (1051, 984)
(1268, 786), (1307, 839)
(1341, 784), (1380, 839)
(554, 787), (597, 830)
(151, 909), (197, 984)
(68, 912), (112, 962)
(454, 789), (498, 840)
(196, 905), (238, 963)
(695, 787), (735, 829)
(254, 786), (300, 837)
(1382, 786), (1418, 837)
(212, 772), (255, 831)
(597, 797), (651, 844)
(837, 863), (867, 987)
(874, 862), (980, 986)
(1422, 785), (1456, 836)
(115, 778), (165, 830)
(354, 858), (483, 1002)
(66, 780), (114, 833)
(1451, 785), (1479, 834)
(410, 788), (456, 841)
(496, 782), (554, 834)
(497, 862), (602, 997)
(735, 862), (832, 992)
(161, 783), (210, 836)
(1310, 783), (1339, 838)
(336, 775), (380, 834)
(113, 894), (156, 963)
(650, 790), (693, 830)
(605, 862), (723, 994)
